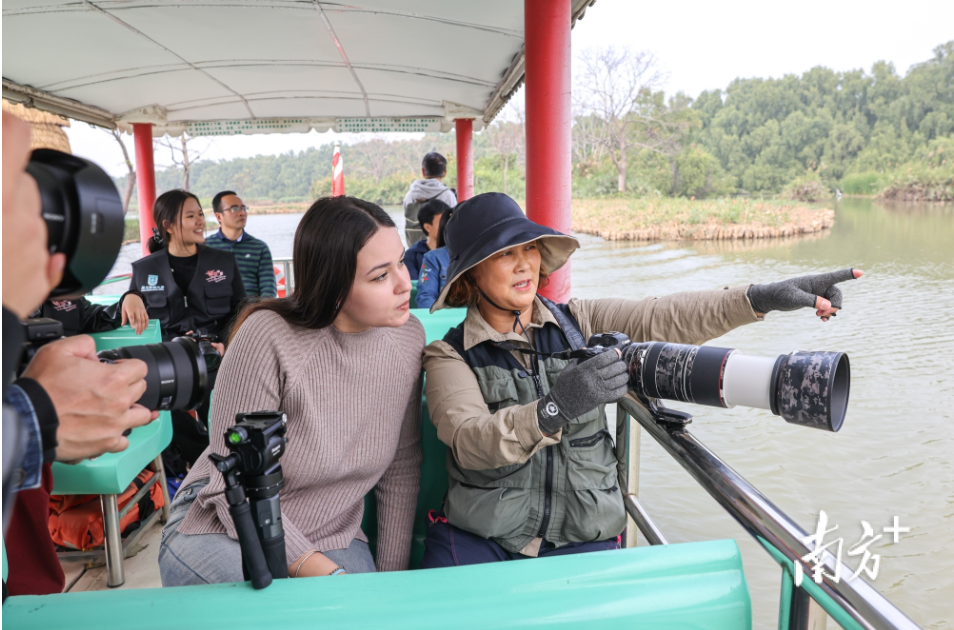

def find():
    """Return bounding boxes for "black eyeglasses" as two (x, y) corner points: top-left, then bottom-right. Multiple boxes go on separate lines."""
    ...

(222, 205), (249, 214)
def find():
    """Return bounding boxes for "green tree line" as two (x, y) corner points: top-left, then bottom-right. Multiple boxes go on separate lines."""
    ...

(117, 41), (953, 206)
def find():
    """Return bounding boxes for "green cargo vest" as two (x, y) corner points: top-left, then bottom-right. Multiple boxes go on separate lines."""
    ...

(442, 298), (626, 553)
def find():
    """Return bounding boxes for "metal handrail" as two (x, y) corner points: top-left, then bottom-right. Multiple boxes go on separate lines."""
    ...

(617, 396), (921, 630)
(273, 257), (294, 296)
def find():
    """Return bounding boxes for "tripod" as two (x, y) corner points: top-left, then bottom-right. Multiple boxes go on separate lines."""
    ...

(210, 411), (289, 589)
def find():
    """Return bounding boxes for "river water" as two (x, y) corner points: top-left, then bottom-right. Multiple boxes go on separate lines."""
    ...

(107, 198), (953, 628)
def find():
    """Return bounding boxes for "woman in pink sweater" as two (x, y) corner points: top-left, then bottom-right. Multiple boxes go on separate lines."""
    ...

(159, 196), (424, 585)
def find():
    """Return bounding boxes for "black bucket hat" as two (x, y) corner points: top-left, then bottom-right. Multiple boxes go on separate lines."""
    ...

(429, 192), (579, 312)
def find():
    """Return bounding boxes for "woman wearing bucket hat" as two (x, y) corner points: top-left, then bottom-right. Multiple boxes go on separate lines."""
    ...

(420, 192), (862, 568)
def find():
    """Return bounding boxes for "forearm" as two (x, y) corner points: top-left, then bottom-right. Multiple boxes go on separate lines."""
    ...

(374, 379), (423, 571)
(4, 381), (57, 490)
(374, 459), (420, 571)
(570, 286), (760, 346)
(424, 343), (560, 470)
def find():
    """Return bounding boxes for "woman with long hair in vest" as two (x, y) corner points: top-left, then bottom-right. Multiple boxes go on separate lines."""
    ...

(419, 192), (863, 567)
(130, 189), (246, 473)
(158, 196), (423, 584)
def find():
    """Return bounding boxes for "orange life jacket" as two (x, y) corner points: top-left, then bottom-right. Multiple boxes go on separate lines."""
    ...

(48, 469), (165, 551)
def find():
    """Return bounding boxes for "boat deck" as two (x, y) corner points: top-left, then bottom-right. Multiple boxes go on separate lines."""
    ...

(61, 517), (163, 592)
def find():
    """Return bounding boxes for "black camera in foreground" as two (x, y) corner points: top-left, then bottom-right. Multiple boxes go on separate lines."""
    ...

(20, 319), (217, 413)
(210, 411), (289, 589)
(577, 333), (850, 433)
(27, 149), (125, 298)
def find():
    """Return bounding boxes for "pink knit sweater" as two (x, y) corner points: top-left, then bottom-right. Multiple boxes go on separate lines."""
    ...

(178, 310), (424, 571)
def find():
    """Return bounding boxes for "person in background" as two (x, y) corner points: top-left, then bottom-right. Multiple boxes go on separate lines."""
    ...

(405, 199), (450, 281)
(402, 152), (457, 246)
(204, 191), (277, 298)
(131, 189), (246, 474)
(414, 206), (454, 310)
(159, 196), (423, 585)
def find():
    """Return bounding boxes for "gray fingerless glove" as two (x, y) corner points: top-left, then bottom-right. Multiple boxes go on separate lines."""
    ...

(747, 268), (857, 314)
(536, 349), (630, 436)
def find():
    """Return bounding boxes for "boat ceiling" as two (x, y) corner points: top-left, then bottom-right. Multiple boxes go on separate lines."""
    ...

(2, 0), (595, 136)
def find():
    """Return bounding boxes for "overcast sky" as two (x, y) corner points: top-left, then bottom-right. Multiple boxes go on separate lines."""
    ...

(66, 0), (954, 177)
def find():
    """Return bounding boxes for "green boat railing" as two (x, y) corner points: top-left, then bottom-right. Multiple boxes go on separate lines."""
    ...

(98, 272), (132, 287)
(616, 397), (921, 630)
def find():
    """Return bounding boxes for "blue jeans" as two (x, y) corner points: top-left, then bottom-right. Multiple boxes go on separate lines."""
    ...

(420, 515), (620, 569)
(158, 478), (376, 586)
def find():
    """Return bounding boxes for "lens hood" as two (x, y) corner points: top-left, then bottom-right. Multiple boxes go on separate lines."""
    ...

(770, 351), (850, 432)
(27, 149), (124, 297)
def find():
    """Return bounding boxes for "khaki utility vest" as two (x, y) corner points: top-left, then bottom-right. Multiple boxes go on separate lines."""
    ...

(442, 298), (626, 553)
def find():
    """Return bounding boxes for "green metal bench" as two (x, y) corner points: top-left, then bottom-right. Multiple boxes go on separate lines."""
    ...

(52, 320), (173, 588)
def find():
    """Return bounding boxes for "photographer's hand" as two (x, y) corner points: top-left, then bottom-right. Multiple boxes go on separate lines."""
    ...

(536, 348), (629, 436)
(2, 112), (66, 318)
(21, 335), (158, 463)
(747, 268), (864, 322)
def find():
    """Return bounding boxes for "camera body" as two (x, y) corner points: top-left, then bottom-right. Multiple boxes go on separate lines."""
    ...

(179, 329), (222, 372)
(18, 318), (66, 375)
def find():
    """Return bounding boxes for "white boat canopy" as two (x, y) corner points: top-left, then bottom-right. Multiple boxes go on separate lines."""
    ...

(2, 0), (594, 136)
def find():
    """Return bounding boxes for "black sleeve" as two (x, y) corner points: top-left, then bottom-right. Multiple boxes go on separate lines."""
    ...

(76, 291), (146, 335)
(3, 307), (26, 396)
(77, 296), (122, 334)
(14, 377), (59, 464)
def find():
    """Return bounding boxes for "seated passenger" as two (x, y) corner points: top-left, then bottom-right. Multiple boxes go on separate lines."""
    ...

(159, 196), (424, 585)
(131, 190), (246, 474)
(403, 152), (456, 247)
(405, 199), (450, 281)
(420, 192), (860, 567)
(205, 191), (277, 298)
(414, 205), (454, 310)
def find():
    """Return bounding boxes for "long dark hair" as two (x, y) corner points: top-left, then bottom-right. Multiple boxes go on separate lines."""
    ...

(149, 189), (201, 254)
(231, 196), (395, 340)
(436, 207), (454, 248)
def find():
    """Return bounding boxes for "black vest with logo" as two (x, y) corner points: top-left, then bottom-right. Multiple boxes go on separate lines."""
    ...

(130, 246), (245, 341)
(32, 296), (130, 338)
(442, 297), (626, 553)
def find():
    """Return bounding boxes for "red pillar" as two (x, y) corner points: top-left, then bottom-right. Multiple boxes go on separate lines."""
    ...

(133, 123), (157, 257)
(455, 118), (474, 202)
(524, 0), (572, 302)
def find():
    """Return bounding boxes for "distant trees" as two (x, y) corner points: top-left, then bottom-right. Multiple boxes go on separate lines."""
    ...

(113, 41), (953, 204)
(156, 133), (210, 191)
(574, 47), (677, 193)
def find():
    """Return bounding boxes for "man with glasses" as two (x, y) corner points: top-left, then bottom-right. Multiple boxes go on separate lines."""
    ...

(205, 191), (277, 298)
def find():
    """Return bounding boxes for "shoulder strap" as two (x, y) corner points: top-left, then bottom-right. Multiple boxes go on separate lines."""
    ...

(538, 296), (586, 351)
(415, 185), (449, 204)
(443, 322), (467, 358)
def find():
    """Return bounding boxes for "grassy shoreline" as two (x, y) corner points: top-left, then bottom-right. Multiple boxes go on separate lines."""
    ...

(571, 198), (834, 241)
(123, 197), (835, 244)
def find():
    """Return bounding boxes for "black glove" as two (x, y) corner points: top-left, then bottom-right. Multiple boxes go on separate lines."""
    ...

(747, 269), (858, 315)
(537, 349), (629, 435)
